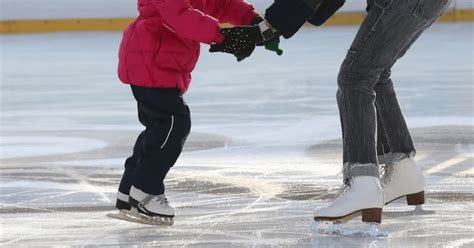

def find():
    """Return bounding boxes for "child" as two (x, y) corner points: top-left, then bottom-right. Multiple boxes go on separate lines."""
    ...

(109, 0), (262, 225)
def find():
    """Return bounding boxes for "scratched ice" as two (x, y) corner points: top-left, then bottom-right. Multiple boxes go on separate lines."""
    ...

(1, 23), (473, 247)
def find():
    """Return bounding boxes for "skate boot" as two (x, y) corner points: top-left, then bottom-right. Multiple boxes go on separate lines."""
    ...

(312, 176), (387, 237)
(107, 191), (133, 221)
(115, 191), (131, 210)
(107, 187), (175, 226)
(381, 157), (425, 207)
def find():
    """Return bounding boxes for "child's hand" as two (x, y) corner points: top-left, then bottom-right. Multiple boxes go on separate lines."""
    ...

(209, 26), (260, 56)
(232, 32), (283, 61)
(209, 19), (283, 62)
(234, 46), (256, 62)
(235, 36), (283, 62)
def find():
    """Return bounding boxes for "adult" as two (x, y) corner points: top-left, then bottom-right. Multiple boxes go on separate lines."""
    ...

(211, 0), (452, 225)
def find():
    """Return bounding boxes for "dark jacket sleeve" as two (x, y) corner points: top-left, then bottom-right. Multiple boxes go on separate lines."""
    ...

(307, 0), (346, 26)
(264, 0), (323, 39)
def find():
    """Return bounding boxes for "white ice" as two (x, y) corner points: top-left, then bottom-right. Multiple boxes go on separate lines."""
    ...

(1, 23), (473, 247)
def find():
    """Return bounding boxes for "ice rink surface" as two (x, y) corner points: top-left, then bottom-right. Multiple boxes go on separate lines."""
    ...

(1, 23), (473, 247)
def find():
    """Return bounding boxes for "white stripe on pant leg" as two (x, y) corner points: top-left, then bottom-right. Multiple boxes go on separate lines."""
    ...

(161, 115), (174, 149)
(117, 191), (129, 201)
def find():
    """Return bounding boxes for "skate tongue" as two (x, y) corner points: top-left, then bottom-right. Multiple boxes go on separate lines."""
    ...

(380, 165), (395, 183)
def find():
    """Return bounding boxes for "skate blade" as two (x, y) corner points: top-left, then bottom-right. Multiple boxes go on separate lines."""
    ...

(310, 221), (389, 238)
(107, 210), (174, 226)
(107, 210), (133, 221)
(313, 210), (361, 224)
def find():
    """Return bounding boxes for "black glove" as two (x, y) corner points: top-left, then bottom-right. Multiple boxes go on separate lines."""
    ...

(209, 26), (263, 56)
(232, 16), (283, 61)
(234, 45), (256, 62)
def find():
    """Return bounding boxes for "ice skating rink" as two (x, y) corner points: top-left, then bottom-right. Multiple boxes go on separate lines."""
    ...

(1, 23), (473, 247)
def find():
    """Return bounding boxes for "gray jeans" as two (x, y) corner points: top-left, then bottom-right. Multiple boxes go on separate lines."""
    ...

(338, 0), (452, 182)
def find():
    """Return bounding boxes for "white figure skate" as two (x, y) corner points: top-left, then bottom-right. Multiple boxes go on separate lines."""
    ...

(311, 176), (388, 237)
(381, 157), (427, 213)
(107, 186), (175, 226)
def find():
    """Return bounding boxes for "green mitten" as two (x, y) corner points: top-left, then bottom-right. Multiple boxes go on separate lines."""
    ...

(264, 39), (283, 56)
(251, 16), (283, 56)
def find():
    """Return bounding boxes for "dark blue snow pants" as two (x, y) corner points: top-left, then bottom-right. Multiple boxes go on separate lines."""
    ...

(119, 85), (191, 196)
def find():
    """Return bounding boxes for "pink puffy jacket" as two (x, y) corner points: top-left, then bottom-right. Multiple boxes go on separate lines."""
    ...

(118, 0), (257, 93)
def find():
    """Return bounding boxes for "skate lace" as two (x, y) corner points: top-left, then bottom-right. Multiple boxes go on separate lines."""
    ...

(380, 164), (396, 184)
(335, 179), (352, 200)
(154, 195), (170, 205)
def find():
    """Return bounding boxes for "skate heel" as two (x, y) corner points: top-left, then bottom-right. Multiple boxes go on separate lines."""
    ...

(406, 191), (425, 205)
(361, 208), (382, 224)
(129, 197), (140, 208)
(116, 199), (131, 211)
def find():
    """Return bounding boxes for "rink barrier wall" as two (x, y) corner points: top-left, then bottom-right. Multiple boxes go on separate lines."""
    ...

(1, 9), (473, 34)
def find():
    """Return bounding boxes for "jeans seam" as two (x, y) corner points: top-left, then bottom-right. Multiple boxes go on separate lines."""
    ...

(413, 0), (452, 25)
(370, 10), (385, 32)
(374, 0), (394, 10)
(413, 0), (428, 23)
(351, 3), (391, 65)
(378, 96), (393, 156)
(342, 86), (350, 177)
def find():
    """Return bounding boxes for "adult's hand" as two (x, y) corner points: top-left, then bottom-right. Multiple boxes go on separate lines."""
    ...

(251, 16), (284, 56)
